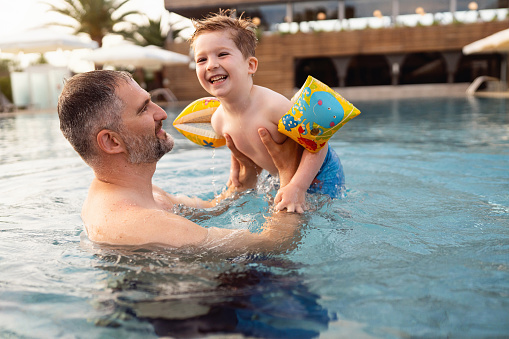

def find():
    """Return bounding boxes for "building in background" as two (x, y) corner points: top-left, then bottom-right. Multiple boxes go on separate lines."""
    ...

(162, 0), (509, 100)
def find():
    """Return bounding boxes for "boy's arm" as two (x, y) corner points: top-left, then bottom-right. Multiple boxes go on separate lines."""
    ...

(274, 145), (328, 213)
(262, 96), (325, 213)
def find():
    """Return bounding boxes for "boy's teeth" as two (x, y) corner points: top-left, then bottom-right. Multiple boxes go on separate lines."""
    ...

(210, 75), (227, 83)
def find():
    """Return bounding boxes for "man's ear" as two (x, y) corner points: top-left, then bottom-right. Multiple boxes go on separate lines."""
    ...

(248, 56), (258, 75)
(97, 129), (124, 155)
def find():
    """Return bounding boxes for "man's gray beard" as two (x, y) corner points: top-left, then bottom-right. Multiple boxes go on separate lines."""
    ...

(122, 131), (174, 164)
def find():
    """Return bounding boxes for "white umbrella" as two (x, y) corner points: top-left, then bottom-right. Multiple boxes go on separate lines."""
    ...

(0, 28), (98, 54)
(463, 28), (509, 86)
(83, 44), (190, 70)
(463, 28), (509, 55)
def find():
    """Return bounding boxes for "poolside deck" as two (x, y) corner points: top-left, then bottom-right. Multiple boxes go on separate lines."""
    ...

(335, 83), (470, 101)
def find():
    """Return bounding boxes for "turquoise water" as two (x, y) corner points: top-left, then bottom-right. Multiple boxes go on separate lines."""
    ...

(0, 96), (508, 338)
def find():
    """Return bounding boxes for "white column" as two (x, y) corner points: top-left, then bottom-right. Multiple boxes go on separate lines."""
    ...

(392, 0), (399, 26)
(332, 57), (351, 87)
(450, 0), (457, 14)
(338, 0), (345, 20)
(442, 51), (462, 84)
(286, 2), (293, 22)
(386, 54), (405, 85)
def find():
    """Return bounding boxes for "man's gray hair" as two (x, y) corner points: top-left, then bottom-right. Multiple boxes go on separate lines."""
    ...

(57, 70), (133, 165)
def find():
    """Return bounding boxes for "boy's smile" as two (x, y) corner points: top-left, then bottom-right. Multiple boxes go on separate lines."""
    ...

(209, 75), (227, 84)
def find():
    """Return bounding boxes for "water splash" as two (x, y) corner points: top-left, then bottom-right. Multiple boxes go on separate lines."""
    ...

(210, 148), (218, 199)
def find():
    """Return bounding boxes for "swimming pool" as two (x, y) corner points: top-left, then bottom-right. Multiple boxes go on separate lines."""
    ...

(0, 96), (508, 338)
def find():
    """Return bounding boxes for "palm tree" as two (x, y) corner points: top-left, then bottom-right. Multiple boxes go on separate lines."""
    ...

(120, 16), (186, 47)
(45, 0), (141, 47)
(117, 15), (187, 90)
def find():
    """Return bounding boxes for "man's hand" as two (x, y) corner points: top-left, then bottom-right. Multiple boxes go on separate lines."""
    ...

(258, 128), (302, 187)
(258, 128), (307, 212)
(224, 133), (262, 191)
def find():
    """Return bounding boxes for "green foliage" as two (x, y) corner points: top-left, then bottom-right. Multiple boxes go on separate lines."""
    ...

(0, 77), (13, 102)
(0, 59), (18, 102)
(0, 59), (10, 74)
(34, 54), (49, 65)
(0, 58), (21, 73)
(119, 16), (186, 47)
(44, 0), (142, 46)
(255, 27), (264, 42)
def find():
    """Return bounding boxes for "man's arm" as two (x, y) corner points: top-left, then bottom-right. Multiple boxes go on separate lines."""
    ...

(203, 130), (304, 253)
(258, 128), (302, 187)
(197, 211), (302, 254)
(112, 131), (303, 253)
(108, 204), (302, 255)
(219, 125), (315, 214)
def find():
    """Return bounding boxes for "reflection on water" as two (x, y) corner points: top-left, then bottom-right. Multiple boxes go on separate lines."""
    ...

(84, 237), (332, 338)
(340, 97), (509, 149)
(1, 96), (508, 338)
(0, 113), (68, 164)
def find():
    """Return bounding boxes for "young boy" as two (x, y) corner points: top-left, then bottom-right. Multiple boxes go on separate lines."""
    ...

(190, 10), (344, 213)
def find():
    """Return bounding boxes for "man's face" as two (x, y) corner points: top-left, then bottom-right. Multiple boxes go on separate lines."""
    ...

(116, 79), (174, 164)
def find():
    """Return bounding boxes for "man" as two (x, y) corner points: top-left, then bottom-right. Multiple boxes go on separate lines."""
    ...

(58, 70), (303, 253)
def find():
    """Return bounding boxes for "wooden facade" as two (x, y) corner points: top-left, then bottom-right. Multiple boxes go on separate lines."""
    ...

(163, 20), (509, 101)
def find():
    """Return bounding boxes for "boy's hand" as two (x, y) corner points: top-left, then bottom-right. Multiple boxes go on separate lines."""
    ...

(275, 183), (307, 213)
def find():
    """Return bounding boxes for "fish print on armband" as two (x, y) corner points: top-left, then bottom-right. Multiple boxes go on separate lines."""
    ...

(282, 89), (345, 137)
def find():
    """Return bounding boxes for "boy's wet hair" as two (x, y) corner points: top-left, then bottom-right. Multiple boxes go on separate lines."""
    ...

(190, 9), (258, 59)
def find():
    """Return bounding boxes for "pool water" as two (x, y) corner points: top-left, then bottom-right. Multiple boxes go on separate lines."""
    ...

(0, 96), (508, 338)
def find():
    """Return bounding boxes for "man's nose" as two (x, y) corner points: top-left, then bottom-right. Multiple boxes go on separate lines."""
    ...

(154, 104), (167, 121)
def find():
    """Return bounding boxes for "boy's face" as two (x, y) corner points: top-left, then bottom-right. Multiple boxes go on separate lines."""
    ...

(193, 30), (257, 98)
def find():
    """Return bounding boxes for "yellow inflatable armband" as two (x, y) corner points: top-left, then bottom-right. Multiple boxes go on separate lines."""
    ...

(278, 76), (361, 152)
(173, 97), (225, 148)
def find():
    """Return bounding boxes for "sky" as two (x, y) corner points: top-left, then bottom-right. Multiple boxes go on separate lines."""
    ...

(0, 0), (192, 71)
(0, 0), (170, 37)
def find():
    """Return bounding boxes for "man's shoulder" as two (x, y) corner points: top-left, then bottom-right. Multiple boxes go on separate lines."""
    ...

(82, 196), (207, 247)
(84, 183), (137, 211)
(82, 189), (140, 231)
(83, 181), (146, 230)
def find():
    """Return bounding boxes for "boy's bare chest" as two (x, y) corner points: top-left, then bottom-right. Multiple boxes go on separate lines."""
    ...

(221, 114), (285, 173)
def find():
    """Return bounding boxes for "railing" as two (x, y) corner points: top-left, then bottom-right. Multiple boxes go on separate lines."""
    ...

(149, 88), (178, 107)
(466, 76), (506, 95)
(275, 8), (509, 34)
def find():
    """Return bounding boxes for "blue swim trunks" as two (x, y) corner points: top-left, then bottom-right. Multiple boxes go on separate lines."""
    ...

(307, 144), (345, 198)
